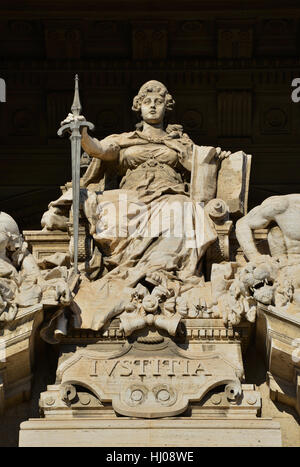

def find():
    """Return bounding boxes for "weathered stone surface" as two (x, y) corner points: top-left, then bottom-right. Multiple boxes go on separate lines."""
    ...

(42, 338), (244, 419)
(19, 418), (282, 447)
(0, 212), (73, 411)
(1, 80), (299, 446)
(235, 194), (300, 419)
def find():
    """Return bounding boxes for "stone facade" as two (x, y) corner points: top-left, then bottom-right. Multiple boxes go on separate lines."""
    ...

(0, 0), (300, 448)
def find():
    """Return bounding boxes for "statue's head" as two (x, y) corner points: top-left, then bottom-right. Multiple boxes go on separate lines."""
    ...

(132, 80), (175, 125)
(0, 212), (20, 254)
(0, 212), (19, 236)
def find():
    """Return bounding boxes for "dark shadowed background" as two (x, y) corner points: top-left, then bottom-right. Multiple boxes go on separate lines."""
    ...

(1, 0), (300, 231)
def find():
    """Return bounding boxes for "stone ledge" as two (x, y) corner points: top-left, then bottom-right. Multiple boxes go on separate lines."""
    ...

(19, 417), (282, 447)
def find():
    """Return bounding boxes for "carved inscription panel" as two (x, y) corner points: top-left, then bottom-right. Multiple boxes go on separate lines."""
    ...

(57, 343), (242, 418)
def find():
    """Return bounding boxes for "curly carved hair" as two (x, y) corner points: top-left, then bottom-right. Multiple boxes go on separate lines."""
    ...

(132, 80), (175, 114)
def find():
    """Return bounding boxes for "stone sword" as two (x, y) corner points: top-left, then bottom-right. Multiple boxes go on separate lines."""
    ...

(57, 75), (94, 274)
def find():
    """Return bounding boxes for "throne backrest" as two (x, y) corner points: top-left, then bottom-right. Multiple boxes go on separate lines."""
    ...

(216, 150), (252, 218)
(190, 145), (252, 219)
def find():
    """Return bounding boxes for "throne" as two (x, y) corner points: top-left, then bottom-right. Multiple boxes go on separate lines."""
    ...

(22, 145), (257, 363)
(23, 145), (256, 278)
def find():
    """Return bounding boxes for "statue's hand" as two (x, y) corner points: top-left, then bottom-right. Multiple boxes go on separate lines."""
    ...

(215, 147), (231, 161)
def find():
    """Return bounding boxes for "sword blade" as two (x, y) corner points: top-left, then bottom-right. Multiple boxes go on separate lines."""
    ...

(58, 75), (95, 275)
(70, 128), (81, 273)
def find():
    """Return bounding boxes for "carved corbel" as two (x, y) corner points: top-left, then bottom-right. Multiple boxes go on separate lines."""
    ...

(257, 304), (300, 416)
(60, 383), (77, 406)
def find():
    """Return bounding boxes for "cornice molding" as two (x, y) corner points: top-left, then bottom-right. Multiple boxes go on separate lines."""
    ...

(1, 58), (300, 73)
(1, 0), (300, 17)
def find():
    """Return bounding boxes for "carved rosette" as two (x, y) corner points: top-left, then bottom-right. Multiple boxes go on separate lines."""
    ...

(119, 285), (183, 338)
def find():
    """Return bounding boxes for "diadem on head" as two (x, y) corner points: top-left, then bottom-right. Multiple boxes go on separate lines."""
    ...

(132, 80), (175, 114)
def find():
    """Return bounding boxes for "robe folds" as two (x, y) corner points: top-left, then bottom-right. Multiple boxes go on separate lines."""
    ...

(72, 130), (218, 330)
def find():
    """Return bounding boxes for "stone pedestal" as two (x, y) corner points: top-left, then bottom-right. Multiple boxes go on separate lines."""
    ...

(256, 304), (300, 416)
(0, 304), (43, 411)
(18, 328), (283, 447)
(23, 230), (70, 261)
(19, 417), (281, 447)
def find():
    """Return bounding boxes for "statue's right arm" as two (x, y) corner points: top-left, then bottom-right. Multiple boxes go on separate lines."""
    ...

(236, 196), (290, 262)
(81, 127), (120, 161)
(235, 204), (272, 262)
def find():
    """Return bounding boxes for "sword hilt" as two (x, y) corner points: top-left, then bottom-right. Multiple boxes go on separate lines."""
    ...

(57, 119), (94, 137)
